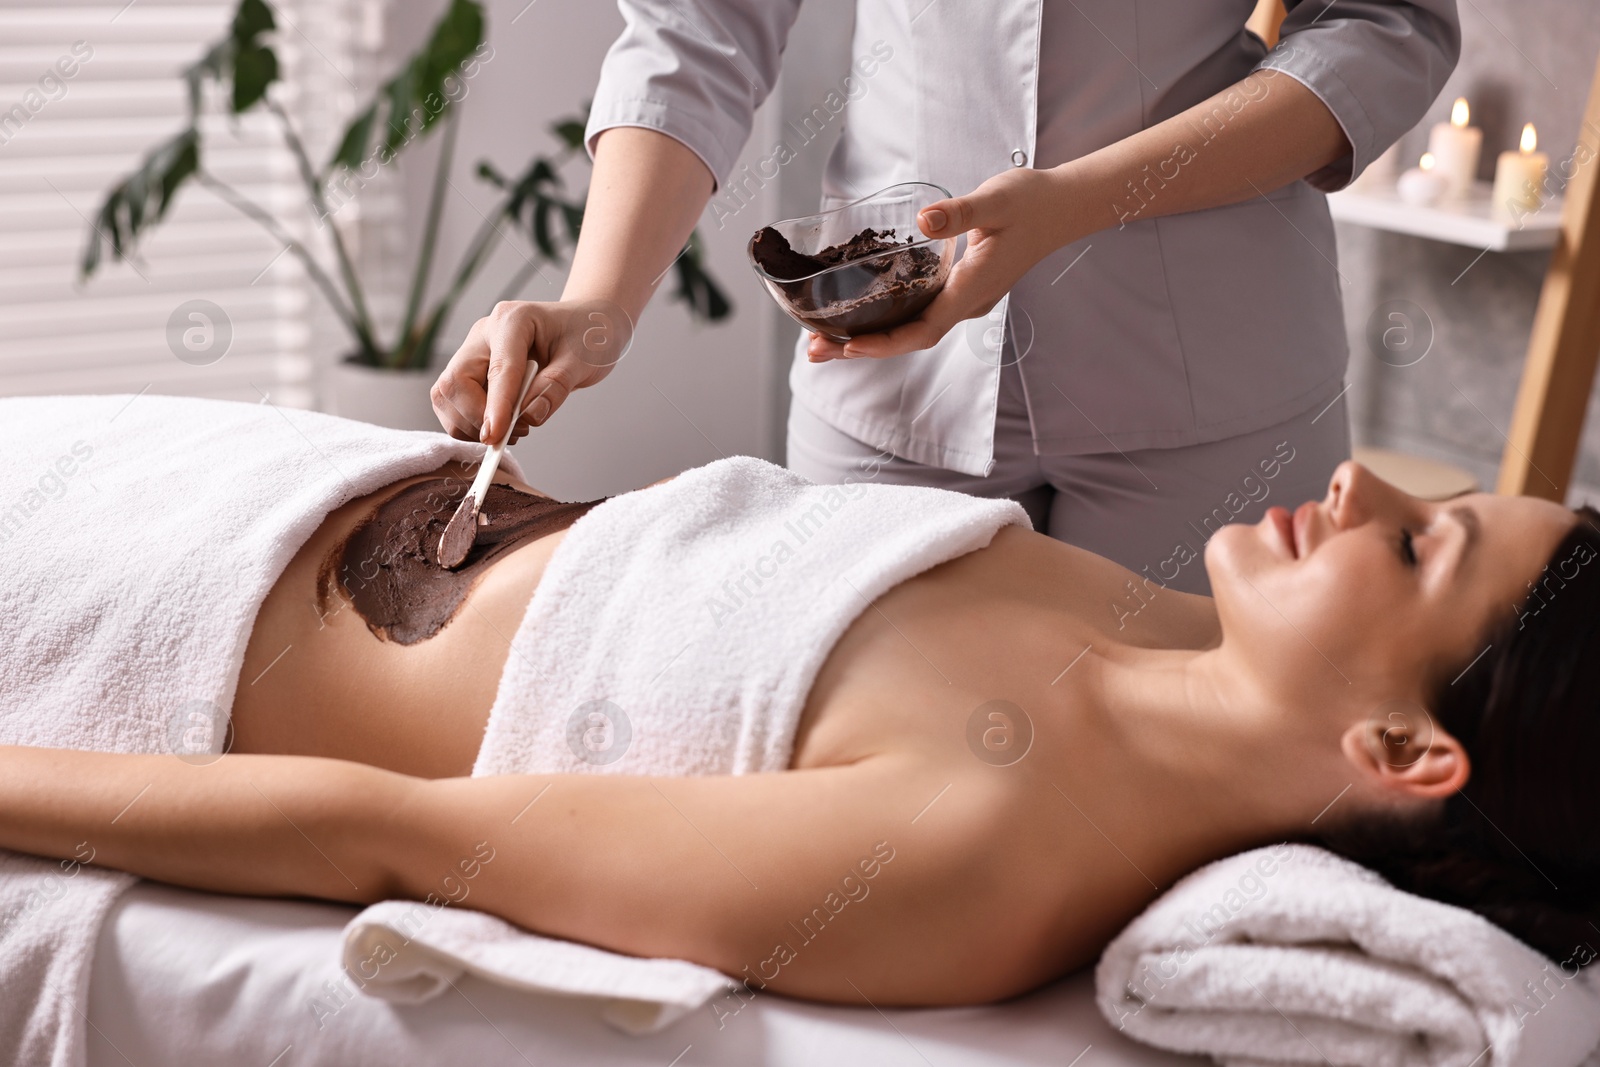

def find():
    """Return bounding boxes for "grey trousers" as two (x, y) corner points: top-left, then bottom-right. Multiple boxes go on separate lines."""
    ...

(786, 360), (1351, 596)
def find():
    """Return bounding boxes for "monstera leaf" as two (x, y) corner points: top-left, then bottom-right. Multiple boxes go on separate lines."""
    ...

(478, 157), (566, 258)
(81, 0), (278, 277)
(671, 232), (732, 321)
(81, 129), (199, 276)
(324, 0), (484, 177)
(186, 0), (279, 114)
(550, 116), (587, 151)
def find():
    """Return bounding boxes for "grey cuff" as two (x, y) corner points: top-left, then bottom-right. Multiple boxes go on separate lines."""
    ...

(584, 95), (742, 194)
(1256, 47), (1376, 192)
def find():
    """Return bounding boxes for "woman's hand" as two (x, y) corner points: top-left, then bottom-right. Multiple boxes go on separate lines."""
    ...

(807, 165), (1084, 362)
(432, 298), (635, 445)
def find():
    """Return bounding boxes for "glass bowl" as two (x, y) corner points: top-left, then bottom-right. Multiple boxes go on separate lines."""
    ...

(747, 181), (955, 343)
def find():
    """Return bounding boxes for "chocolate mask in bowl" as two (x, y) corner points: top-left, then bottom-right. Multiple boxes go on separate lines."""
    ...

(748, 183), (955, 343)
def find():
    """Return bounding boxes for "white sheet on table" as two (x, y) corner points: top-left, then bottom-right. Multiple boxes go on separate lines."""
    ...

(88, 882), (1209, 1067)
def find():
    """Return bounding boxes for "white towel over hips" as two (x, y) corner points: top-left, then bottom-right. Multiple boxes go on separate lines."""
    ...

(473, 454), (1032, 778)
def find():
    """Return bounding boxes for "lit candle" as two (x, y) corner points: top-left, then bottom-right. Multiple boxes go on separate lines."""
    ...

(1426, 97), (1483, 200)
(1491, 123), (1550, 221)
(1397, 152), (1447, 206)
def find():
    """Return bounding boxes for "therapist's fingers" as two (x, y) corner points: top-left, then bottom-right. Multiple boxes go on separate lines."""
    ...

(480, 302), (541, 444)
(519, 352), (580, 430)
(836, 171), (1059, 360)
(807, 235), (995, 362)
(433, 299), (631, 439)
(808, 177), (1029, 361)
(502, 356), (591, 442)
(809, 280), (984, 361)
(837, 247), (1003, 359)
(837, 306), (959, 359)
(807, 332), (846, 362)
(433, 318), (492, 440)
(916, 185), (1008, 241)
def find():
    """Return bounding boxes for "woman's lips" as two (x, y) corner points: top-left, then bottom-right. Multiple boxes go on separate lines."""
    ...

(1267, 505), (1297, 558)
(1292, 501), (1317, 559)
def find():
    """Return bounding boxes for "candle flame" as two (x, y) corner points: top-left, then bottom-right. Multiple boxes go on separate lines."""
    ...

(1521, 122), (1538, 153)
(1420, 152), (1436, 171)
(1451, 97), (1470, 127)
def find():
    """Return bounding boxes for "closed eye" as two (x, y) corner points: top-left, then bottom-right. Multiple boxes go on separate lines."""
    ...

(1399, 528), (1418, 567)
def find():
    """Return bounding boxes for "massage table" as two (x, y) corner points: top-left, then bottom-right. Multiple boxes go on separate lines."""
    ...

(85, 881), (1203, 1067)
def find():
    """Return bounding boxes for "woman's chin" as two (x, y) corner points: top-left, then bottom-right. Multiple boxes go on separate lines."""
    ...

(1204, 522), (1277, 590)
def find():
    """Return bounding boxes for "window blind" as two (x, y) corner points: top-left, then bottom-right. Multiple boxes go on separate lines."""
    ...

(0, 0), (378, 407)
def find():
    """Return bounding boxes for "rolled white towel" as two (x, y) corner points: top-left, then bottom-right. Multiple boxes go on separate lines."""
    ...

(1095, 844), (1600, 1067)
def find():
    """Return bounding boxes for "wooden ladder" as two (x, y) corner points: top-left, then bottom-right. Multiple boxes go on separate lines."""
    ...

(1497, 54), (1600, 500)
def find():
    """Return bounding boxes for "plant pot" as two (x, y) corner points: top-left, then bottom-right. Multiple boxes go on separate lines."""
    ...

(327, 356), (440, 432)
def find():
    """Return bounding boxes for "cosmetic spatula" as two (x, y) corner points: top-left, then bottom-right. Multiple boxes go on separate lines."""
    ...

(436, 360), (540, 569)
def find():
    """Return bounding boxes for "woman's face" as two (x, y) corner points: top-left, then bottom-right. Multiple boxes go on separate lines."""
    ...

(1206, 462), (1578, 702)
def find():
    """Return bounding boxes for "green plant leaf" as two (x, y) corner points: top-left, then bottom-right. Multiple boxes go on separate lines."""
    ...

(503, 158), (557, 214)
(327, 104), (378, 175)
(380, 64), (419, 155)
(232, 44), (278, 112)
(81, 128), (199, 278)
(325, 0), (484, 177)
(551, 119), (586, 150)
(158, 132), (200, 208)
(476, 160), (508, 188)
(182, 0), (279, 118)
(232, 0), (274, 41)
(531, 196), (557, 259)
(673, 240), (732, 321)
(185, 42), (226, 114)
(485, 155), (570, 262)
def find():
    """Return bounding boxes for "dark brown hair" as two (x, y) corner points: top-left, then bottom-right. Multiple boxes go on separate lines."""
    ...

(1318, 506), (1600, 963)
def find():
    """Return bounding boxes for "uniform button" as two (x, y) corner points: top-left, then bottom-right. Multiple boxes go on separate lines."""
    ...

(1011, 149), (1028, 167)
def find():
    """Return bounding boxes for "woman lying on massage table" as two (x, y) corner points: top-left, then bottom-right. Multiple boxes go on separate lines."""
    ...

(2, 457), (1597, 1005)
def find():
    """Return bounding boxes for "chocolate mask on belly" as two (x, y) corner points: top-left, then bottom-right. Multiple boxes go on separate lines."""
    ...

(319, 478), (604, 645)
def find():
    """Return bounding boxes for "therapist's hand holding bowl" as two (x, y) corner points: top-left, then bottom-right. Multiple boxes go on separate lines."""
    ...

(802, 165), (1082, 363)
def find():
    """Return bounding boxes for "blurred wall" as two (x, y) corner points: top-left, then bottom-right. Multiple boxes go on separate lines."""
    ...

(1338, 3), (1600, 503)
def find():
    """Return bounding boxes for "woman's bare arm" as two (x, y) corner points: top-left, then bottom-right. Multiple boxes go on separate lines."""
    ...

(0, 747), (407, 905)
(0, 744), (1026, 1004)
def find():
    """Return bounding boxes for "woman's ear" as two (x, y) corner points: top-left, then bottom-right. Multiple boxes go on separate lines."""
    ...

(1340, 707), (1470, 800)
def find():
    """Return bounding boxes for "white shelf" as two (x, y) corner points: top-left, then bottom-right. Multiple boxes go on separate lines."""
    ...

(1328, 180), (1563, 252)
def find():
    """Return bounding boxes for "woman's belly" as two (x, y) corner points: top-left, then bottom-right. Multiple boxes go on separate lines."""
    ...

(232, 462), (589, 778)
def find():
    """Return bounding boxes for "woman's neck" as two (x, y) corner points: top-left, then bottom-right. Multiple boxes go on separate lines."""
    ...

(1073, 639), (1358, 856)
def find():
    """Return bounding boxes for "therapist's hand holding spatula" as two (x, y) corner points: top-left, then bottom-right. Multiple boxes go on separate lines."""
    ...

(436, 357), (543, 569)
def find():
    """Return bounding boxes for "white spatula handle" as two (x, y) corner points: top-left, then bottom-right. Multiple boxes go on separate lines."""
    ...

(465, 358), (541, 507)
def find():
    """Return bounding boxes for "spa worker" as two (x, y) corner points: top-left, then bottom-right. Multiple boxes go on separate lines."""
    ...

(432, 0), (1460, 595)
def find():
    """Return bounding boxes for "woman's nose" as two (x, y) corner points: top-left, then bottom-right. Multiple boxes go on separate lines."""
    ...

(1325, 460), (1373, 529)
